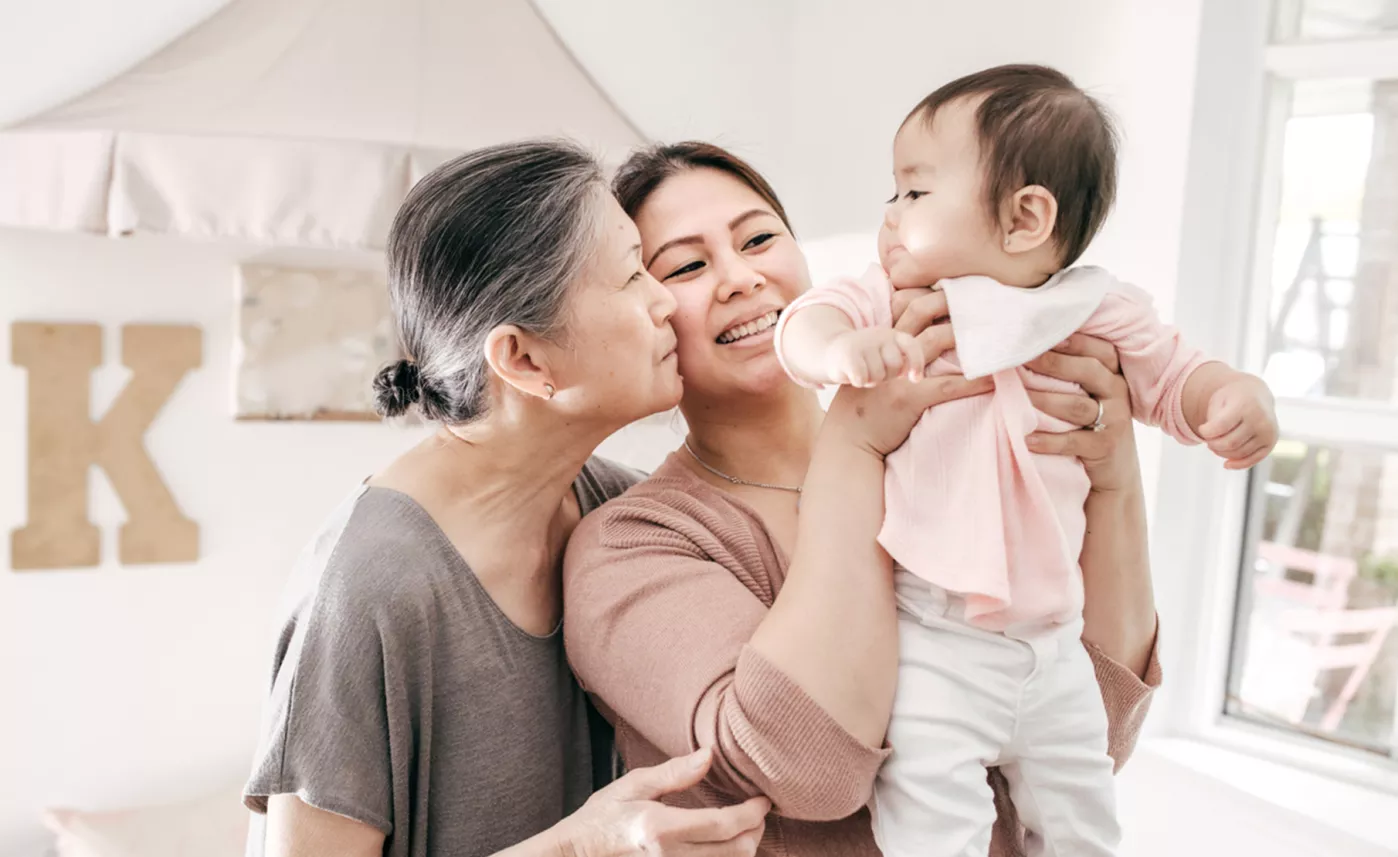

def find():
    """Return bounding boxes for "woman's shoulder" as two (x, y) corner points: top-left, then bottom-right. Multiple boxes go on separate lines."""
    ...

(279, 486), (462, 629)
(575, 455), (649, 513)
(568, 453), (764, 562)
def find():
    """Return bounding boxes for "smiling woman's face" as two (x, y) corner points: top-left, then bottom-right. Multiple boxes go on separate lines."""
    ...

(633, 168), (812, 404)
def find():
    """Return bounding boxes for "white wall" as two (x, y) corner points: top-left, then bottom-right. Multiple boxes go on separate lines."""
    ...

(0, 230), (684, 853)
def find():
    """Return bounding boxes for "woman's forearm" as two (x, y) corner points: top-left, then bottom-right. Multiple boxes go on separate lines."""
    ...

(1079, 473), (1157, 679)
(747, 429), (898, 747)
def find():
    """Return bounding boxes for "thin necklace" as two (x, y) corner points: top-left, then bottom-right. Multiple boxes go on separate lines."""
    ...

(682, 438), (803, 497)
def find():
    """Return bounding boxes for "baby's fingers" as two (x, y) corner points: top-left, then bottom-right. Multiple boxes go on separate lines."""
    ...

(895, 332), (925, 381)
(832, 352), (869, 388)
(1207, 422), (1256, 457)
(877, 339), (907, 382)
(1200, 404), (1243, 440)
(1225, 441), (1273, 471)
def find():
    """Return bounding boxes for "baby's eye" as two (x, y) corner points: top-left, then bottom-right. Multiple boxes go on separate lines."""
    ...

(906, 190), (927, 201)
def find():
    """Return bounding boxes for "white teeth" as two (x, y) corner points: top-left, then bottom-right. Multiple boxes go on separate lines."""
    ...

(717, 310), (780, 344)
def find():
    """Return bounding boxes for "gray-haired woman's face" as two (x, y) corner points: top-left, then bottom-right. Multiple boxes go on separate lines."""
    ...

(540, 194), (682, 423)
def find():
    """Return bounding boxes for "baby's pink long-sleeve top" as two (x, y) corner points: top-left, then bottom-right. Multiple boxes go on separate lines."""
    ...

(775, 265), (1211, 631)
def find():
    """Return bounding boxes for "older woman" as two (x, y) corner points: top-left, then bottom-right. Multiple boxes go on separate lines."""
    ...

(242, 140), (964, 857)
(563, 142), (1160, 857)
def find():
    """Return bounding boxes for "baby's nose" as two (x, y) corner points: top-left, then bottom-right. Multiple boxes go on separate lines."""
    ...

(883, 204), (900, 230)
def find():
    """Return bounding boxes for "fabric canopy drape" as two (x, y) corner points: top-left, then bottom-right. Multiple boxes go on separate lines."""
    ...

(0, 0), (643, 249)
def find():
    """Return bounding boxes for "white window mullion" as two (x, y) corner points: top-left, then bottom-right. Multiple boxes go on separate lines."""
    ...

(1274, 398), (1398, 451)
(1266, 35), (1398, 79)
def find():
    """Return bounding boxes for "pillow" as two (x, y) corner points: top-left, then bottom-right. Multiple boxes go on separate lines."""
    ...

(43, 785), (248, 857)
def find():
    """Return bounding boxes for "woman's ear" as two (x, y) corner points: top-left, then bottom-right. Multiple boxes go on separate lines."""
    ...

(482, 324), (556, 401)
(1001, 185), (1058, 255)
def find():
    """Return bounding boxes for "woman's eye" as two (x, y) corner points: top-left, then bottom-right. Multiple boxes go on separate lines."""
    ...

(664, 260), (704, 281)
(742, 232), (775, 251)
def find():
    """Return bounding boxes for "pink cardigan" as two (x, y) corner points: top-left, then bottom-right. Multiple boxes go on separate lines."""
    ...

(563, 454), (1161, 857)
(776, 265), (1209, 631)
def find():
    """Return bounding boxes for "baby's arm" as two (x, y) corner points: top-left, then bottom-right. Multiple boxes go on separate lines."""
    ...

(1181, 364), (1278, 470)
(1081, 280), (1278, 470)
(781, 305), (923, 388)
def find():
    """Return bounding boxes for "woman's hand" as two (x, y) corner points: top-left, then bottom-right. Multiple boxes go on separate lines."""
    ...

(1022, 333), (1140, 493)
(890, 287), (956, 362)
(556, 748), (769, 857)
(824, 288), (991, 458)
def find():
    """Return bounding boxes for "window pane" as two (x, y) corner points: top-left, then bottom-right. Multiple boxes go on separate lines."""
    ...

(1228, 440), (1398, 754)
(1278, 0), (1398, 39)
(1261, 78), (1398, 404)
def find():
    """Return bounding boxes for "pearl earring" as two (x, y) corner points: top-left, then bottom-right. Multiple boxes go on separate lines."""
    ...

(544, 383), (556, 400)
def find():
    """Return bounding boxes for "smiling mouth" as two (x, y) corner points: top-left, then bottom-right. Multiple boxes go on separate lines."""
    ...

(716, 310), (781, 344)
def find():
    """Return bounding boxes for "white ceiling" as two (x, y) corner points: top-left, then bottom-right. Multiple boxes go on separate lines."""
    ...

(0, 0), (232, 127)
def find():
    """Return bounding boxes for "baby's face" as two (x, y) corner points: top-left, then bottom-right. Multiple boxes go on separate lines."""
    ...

(879, 97), (1006, 289)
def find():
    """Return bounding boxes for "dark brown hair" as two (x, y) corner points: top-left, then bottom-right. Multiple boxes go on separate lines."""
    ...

(612, 141), (794, 235)
(906, 64), (1118, 267)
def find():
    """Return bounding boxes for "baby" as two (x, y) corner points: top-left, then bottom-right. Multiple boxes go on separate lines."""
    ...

(775, 65), (1277, 857)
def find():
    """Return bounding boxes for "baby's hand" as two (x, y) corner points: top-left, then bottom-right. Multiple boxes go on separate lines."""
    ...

(1200, 374), (1278, 470)
(826, 328), (925, 388)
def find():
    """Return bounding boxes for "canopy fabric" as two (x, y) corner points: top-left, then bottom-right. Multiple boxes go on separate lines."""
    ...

(0, 0), (643, 249)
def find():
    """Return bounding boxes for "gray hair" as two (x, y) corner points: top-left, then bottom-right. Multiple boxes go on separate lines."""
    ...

(373, 139), (608, 422)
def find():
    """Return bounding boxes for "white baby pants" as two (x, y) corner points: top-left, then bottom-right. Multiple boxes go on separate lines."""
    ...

(870, 570), (1120, 857)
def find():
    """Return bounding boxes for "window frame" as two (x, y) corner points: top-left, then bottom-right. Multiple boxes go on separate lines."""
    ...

(1155, 0), (1398, 800)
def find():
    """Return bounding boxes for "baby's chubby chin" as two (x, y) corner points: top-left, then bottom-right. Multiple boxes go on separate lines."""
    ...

(883, 251), (940, 290)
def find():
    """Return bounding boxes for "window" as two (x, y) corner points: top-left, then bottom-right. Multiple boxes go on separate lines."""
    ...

(1222, 2), (1398, 764)
(1284, 0), (1398, 39)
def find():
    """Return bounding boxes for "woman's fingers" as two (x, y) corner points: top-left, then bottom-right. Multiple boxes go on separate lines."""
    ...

(1026, 427), (1110, 460)
(892, 290), (950, 337)
(1025, 390), (1102, 429)
(675, 827), (765, 857)
(905, 374), (995, 411)
(657, 798), (768, 844)
(644, 799), (766, 857)
(1052, 333), (1120, 374)
(895, 332), (926, 381)
(890, 286), (936, 326)
(609, 748), (713, 801)
(913, 324), (956, 365)
(1025, 349), (1120, 400)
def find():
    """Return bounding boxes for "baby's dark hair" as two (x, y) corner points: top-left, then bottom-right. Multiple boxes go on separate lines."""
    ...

(905, 64), (1118, 267)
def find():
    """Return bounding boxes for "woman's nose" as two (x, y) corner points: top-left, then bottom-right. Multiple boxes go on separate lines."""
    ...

(649, 271), (677, 323)
(715, 254), (762, 302)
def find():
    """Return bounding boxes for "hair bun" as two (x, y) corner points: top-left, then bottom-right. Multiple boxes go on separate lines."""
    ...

(373, 359), (421, 417)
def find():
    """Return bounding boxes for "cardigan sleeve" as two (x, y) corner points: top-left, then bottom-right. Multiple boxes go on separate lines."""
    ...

(562, 493), (889, 821)
(1085, 626), (1162, 772)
